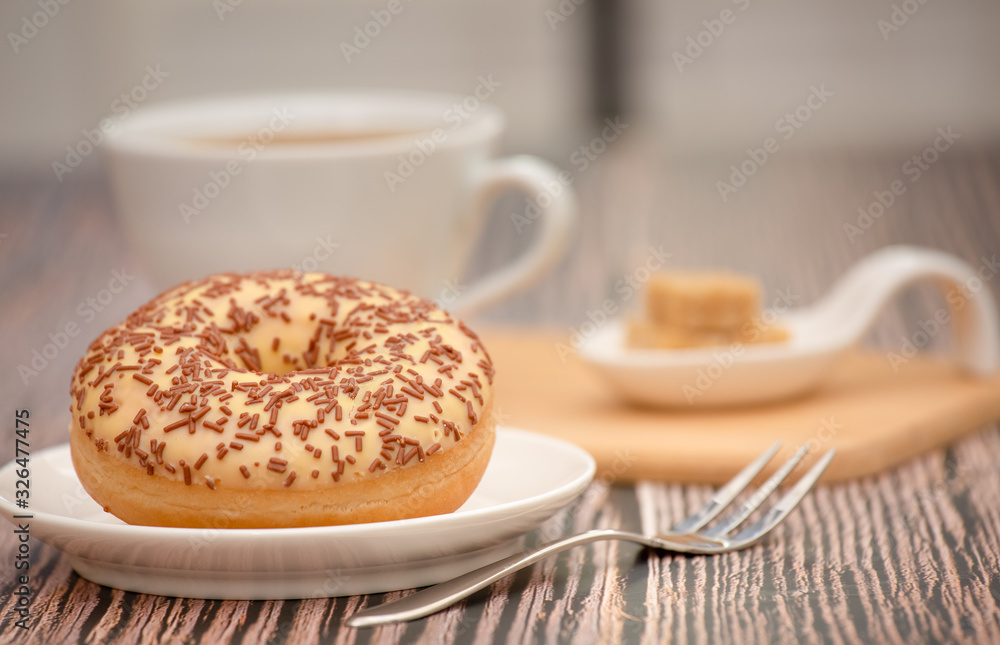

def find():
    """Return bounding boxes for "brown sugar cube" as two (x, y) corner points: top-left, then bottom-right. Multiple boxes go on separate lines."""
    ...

(627, 317), (734, 350)
(645, 271), (761, 331)
(626, 316), (791, 350)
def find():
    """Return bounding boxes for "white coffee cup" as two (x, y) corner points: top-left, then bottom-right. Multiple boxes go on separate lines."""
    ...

(104, 91), (576, 317)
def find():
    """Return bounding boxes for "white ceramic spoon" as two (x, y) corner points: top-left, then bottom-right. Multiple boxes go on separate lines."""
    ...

(578, 246), (1000, 407)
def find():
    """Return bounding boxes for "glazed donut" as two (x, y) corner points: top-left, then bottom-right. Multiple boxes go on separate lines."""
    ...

(68, 271), (496, 528)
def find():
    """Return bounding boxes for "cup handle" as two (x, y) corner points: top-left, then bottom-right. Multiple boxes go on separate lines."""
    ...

(449, 156), (577, 318)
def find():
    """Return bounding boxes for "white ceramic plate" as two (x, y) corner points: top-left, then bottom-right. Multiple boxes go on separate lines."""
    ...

(0, 426), (594, 599)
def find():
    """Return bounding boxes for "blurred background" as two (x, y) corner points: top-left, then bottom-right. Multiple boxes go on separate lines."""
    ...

(1, 0), (999, 421)
(2, 0), (999, 169)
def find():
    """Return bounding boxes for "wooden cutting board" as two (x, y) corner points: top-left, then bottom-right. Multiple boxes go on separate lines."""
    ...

(480, 330), (1000, 483)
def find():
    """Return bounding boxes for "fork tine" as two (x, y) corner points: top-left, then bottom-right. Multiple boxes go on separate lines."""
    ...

(671, 441), (782, 534)
(701, 443), (810, 538)
(728, 449), (835, 546)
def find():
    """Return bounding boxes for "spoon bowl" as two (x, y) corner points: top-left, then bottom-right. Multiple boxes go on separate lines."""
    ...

(579, 246), (1000, 407)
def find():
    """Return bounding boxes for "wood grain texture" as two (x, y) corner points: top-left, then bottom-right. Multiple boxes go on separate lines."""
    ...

(480, 333), (1000, 484)
(2, 144), (1000, 644)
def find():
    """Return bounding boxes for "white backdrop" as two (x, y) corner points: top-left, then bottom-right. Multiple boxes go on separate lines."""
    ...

(1, 0), (998, 175)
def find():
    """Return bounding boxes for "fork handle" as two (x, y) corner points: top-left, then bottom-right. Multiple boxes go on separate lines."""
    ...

(347, 529), (629, 627)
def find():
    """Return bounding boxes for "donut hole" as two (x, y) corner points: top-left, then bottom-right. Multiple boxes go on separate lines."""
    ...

(171, 272), (442, 378)
(213, 310), (364, 378)
(228, 316), (405, 378)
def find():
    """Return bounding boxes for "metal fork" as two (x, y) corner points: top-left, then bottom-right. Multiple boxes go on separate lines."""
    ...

(348, 442), (834, 627)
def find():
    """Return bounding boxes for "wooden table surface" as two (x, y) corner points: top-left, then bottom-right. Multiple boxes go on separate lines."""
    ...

(2, 139), (1000, 644)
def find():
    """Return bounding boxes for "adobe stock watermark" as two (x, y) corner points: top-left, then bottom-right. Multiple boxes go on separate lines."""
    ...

(554, 245), (672, 362)
(7, 0), (72, 54)
(510, 116), (628, 234)
(673, 0), (751, 73)
(52, 64), (170, 182)
(179, 107), (296, 223)
(843, 126), (959, 244)
(877, 0), (932, 42)
(716, 84), (834, 202)
(59, 480), (95, 516)
(886, 254), (999, 372)
(545, 0), (587, 31)
(804, 416), (842, 456)
(433, 278), (465, 311)
(389, 407), (514, 521)
(384, 74), (501, 192)
(290, 236), (341, 274)
(339, 0), (414, 62)
(213, 0), (245, 21)
(185, 235), (342, 328)
(17, 268), (136, 385)
(589, 449), (638, 493)
(681, 288), (799, 403)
